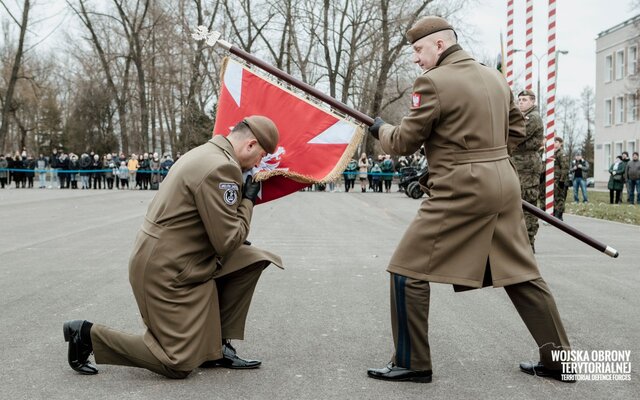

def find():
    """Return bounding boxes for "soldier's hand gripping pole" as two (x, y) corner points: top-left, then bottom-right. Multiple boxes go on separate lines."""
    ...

(194, 27), (619, 258)
(522, 200), (619, 257)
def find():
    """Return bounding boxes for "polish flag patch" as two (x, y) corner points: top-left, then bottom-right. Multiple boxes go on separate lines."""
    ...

(411, 93), (422, 108)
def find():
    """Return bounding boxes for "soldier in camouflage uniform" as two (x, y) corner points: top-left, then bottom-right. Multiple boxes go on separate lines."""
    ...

(513, 90), (543, 252)
(553, 136), (569, 220)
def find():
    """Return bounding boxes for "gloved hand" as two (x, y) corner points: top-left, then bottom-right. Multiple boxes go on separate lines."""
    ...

(242, 175), (261, 204)
(369, 117), (385, 140)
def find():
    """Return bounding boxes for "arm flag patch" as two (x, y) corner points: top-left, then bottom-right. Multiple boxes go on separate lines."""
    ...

(411, 93), (422, 108)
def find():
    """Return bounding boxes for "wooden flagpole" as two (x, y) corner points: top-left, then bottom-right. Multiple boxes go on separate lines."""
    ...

(193, 28), (619, 258)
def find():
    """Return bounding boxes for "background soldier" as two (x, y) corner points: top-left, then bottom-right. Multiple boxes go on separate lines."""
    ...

(553, 137), (569, 220)
(513, 90), (543, 252)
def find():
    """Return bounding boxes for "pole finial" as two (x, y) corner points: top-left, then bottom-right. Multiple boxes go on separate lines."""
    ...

(191, 26), (231, 50)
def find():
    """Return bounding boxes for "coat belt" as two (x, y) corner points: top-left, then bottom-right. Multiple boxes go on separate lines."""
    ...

(452, 145), (509, 164)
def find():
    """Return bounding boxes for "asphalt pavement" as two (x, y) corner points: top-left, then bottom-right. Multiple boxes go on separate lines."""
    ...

(0, 187), (638, 399)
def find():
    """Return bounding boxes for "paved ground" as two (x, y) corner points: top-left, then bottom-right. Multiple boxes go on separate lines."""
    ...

(0, 188), (638, 400)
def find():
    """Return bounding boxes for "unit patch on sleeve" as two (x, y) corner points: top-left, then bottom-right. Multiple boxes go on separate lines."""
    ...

(219, 183), (239, 205)
(411, 93), (422, 108)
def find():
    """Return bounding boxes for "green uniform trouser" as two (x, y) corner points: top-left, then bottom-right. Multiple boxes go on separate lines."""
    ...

(554, 181), (568, 217)
(91, 261), (267, 379)
(390, 273), (570, 372)
(519, 173), (540, 248)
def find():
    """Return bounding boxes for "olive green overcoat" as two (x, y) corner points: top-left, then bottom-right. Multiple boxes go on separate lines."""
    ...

(378, 47), (539, 290)
(129, 135), (282, 371)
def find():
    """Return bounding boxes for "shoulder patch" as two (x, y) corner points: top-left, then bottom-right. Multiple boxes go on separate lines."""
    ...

(219, 182), (239, 205)
(411, 93), (422, 108)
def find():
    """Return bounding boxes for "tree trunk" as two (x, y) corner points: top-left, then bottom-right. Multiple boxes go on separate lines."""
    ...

(0, 0), (30, 151)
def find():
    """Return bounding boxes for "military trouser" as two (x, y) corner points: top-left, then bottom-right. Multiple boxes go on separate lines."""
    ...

(389, 273), (570, 372)
(91, 261), (267, 378)
(519, 172), (540, 249)
(554, 182), (568, 219)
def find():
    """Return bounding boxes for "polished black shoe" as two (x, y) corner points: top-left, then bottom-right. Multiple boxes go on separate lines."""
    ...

(63, 320), (98, 375)
(367, 362), (432, 383)
(200, 342), (261, 369)
(519, 361), (575, 383)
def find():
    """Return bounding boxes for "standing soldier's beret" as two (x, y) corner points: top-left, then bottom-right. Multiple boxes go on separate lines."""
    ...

(243, 115), (280, 154)
(406, 16), (456, 44)
(518, 89), (536, 99)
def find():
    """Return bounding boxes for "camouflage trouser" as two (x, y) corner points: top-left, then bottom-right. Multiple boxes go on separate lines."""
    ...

(519, 173), (539, 247)
(538, 173), (546, 209)
(554, 181), (568, 217)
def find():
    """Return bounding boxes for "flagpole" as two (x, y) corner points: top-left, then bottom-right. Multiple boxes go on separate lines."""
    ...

(196, 29), (619, 258)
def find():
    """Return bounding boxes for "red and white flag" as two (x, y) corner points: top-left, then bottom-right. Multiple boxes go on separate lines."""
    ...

(213, 58), (365, 204)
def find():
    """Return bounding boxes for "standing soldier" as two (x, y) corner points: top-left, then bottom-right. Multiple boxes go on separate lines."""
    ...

(553, 137), (569, 220)
(366, 16), (573, 384)
(513, 90), (544, 252)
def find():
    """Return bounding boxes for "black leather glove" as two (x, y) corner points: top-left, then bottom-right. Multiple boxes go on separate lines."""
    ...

(369, 117), (385, 140)
(242, 175), (261, 204)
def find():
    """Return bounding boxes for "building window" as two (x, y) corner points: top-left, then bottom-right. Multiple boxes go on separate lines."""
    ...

(629, 93), (638, 122)
(605, 99), (612, 126)
(628, 141), (636, 154)
(615, 96), (624, 124)
(615, 142), (623, 158)
(605, 55), (613, 82)
(615, 50), (625, 79)
(604, 143), (612, 169)
(629, 45), (638, 76)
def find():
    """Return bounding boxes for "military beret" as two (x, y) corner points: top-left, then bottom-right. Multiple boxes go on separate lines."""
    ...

(518, 89), (536, 99)
(243, 115), (280, 154)
(406, 16), (456, 44)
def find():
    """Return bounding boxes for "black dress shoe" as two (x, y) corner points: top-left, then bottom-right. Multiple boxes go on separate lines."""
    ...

(367, 362), (432, 383)
(63, 320), (98, 375)
(200, 342), (261, 369)
(519, 361), (575, 383)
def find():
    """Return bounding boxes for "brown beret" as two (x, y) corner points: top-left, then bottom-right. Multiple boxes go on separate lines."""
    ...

(243, 115), (280, 154)
(518, 89), (536, 99)
(406, 16), (456, 44)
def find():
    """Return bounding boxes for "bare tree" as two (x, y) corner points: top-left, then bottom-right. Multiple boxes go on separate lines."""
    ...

(556, 96), (582, 159)
(68, 0), (132, 152)
(580, 86), (595, 173)
(0, 0), (30, 151)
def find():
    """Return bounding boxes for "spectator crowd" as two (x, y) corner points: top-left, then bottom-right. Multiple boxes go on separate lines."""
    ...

(0, 149), (180, 190)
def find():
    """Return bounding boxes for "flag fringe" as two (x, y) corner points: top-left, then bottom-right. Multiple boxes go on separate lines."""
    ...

(218, 56), (365, 184)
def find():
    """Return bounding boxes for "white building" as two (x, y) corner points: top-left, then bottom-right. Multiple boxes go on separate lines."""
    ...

(595, 15), (639, 187)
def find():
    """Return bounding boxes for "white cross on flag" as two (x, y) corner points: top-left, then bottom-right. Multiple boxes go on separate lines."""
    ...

(213, 58), (365, 204)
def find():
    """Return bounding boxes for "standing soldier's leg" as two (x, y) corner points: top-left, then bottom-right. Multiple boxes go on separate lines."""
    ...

(521, 172), (540, 252)
(367, 273), (432, 383)
(505, 278), (572, 381)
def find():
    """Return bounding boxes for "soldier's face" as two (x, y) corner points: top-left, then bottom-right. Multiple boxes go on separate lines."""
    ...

(412, 36), (441, 70)
(518, 96), (535, 112)
(237, 139), (267, 171)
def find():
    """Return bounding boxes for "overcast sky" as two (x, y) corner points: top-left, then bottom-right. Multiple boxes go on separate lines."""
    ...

(460, 0), (637, 99)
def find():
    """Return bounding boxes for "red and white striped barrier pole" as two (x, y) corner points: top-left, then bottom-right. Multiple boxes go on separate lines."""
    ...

(545, 0), (557, 215)
(506, 0), (515, 89)
(525, 0), (534, 90)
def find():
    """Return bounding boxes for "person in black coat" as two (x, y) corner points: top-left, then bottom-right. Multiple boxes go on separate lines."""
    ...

(91, 154), (103, 189)
(25, 155), (36, 188)
(12, 153), (25, 188)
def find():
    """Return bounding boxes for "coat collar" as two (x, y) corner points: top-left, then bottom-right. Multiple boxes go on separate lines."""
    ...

(435, 44), (474, 67)
(523, 105), (539, 117)
(210, 135), (240, 165)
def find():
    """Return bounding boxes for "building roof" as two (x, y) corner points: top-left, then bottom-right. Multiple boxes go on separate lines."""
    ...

(597, 14), (640, 38)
